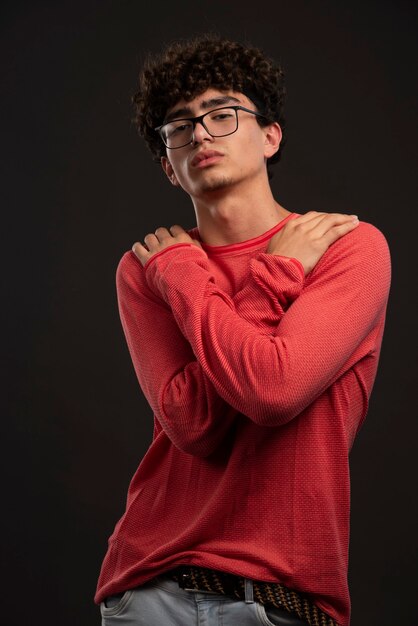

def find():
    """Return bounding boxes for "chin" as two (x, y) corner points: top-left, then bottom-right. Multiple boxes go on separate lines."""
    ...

(197, 175), (235, 193)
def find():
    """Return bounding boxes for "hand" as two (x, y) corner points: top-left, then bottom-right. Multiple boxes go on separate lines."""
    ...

(267, 211), (359, 275)
(132, 224), (202, 266)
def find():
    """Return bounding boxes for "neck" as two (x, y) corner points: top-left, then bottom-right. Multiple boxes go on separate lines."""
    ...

(191, 178), (291, 246)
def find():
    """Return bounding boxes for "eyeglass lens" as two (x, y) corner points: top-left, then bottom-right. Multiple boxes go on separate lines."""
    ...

(161, 108), (238, 148)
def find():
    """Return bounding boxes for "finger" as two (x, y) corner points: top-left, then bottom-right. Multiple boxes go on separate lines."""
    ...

(322, 218), (359, 247)
(286, 211), (330, 234)
(293, 211), (355, 230)
(132, 241), (151, 264)
(154, 227), (172, 241)
(309, 213), (358, 238)
(170, 224), (193, 242)
(169, 224), (187, 236)
(291, 211), (326, 225)
(144, 233), (160, 250)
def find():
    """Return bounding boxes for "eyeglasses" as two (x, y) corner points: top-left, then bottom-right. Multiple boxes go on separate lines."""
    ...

(155, 105), (267, 149)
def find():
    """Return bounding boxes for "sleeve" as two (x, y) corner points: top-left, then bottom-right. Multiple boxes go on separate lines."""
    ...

(233, 254), (305, 331)
(116, 251), (237, 457)
(144, 223), (391, 427)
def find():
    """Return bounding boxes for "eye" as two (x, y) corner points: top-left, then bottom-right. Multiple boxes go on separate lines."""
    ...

(212, 112), (234, 121)
(173, 123), (191, 133)
(166, 122), (192, 137)
(164, 121), (192, 139)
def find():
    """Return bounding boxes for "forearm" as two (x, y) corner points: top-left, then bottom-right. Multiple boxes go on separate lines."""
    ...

(233, 253), (304, 329)
(145, 225), (391, 426)
(117, 252), (237, 456)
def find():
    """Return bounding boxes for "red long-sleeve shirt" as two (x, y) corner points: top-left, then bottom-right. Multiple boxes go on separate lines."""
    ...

(95, 214), (391, 625)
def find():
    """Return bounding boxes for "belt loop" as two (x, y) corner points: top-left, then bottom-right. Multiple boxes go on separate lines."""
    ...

(244, 578), (254, 604)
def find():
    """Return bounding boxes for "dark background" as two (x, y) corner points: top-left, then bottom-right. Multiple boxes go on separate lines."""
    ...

(2, 1), (417, 625)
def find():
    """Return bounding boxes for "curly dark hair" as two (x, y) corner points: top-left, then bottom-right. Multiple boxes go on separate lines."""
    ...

(132, 34), (286, 177)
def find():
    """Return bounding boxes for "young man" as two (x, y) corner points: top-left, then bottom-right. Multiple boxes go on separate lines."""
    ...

(95, 36), (391, 626)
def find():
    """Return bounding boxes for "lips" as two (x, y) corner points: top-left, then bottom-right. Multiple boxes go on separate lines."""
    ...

(191, 150), (224, 167)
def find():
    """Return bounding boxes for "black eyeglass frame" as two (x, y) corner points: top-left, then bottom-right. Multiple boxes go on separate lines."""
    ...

(154, 105), (268, 149)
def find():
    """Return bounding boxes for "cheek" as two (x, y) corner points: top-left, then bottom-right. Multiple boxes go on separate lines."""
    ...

(170, 156), (188, 178)
(240, 128), (266, 153)
(173, 165), (190, 188)
(169, 163), (195, 193)
(239, 138), (266, 169)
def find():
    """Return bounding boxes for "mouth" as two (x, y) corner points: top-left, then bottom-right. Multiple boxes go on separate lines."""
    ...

(191, 150), (224, 168)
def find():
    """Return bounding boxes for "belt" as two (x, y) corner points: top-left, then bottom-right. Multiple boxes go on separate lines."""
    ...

(170, 566), (338, 626)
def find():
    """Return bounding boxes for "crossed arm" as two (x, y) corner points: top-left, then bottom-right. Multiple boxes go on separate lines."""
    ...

(120, 212), (390, 454)
(117, 240), (304, 457)
(117, 257), (238, 457)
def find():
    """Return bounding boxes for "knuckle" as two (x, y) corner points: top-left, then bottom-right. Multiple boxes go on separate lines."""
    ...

(294, 221), (305, 231)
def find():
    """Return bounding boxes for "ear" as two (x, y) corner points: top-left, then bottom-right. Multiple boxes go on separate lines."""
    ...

(161, 156), (180, 187)
(263, 122), (282, 159)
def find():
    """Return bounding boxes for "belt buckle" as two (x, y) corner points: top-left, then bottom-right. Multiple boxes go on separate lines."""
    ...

(177, 569), (218, 595)
(178, 570), (195, 592)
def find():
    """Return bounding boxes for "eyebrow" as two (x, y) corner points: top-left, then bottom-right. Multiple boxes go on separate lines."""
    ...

(164, 95), (242, 123)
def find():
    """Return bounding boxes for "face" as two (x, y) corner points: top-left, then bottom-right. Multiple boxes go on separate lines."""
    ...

(160, 88), (282, 198)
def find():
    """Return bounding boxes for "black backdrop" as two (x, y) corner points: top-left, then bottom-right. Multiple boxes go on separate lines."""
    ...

(2, 1), (417, 625)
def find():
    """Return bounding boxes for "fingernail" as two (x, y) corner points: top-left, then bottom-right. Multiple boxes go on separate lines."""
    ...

(350, 215), (359, 222)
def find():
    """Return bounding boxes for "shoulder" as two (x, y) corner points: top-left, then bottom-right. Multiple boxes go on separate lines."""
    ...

(321, 220), (389, 266)
(347, 221), (390, 274)
(116, 250), (145, 292)
(351, 220), (389, 250)
(308, 220), (391, 291)
(117, 249), (142, 273)
(344, 220), (390, 265)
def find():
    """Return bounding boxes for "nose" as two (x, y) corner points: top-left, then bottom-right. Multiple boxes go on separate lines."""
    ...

(192, 120), (214, 145)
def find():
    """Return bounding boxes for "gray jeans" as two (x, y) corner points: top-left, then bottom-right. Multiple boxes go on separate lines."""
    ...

(100, 575), (309, 625)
